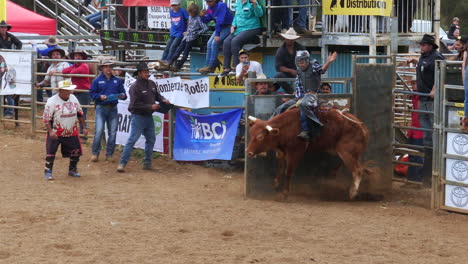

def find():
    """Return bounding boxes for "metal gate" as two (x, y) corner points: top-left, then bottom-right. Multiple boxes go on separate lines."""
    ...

(433, 60), (468, 214)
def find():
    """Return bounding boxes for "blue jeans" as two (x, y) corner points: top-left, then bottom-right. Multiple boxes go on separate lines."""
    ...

(407, 137), (424, 182)
(162, 36), (182, 62)
(86, 11), (108, 29)
(5, 95), (14, 116)
(272, 0), (292, 29)
(464, 66), (468, 117)
(223, 28), (262, 69)
(92, 104), (118, 156)
(169, 39), (194, 69)
(206, 27), (231, 68)
(119, 114), (155, 166)
(418, 99), (433, 146)
(295, 0), (308, 29)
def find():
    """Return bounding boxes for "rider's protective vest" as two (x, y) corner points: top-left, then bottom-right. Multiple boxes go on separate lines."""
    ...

(297, 63), (321, 94)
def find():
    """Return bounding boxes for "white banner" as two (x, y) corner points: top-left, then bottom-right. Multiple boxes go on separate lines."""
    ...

(125, 73), (209, 109)
(115, 100), (164, 152)
(0, 50), (32, 95)
(147, 6), (171, 29)
(151, 76), (210, 109)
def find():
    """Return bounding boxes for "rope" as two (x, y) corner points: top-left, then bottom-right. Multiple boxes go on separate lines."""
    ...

(337, 109), (363, 124)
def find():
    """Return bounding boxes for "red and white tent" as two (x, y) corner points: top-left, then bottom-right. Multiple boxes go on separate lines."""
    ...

(7, 0), (56, 35)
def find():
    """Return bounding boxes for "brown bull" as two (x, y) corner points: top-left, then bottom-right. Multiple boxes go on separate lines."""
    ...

(246, 107), (377, 200)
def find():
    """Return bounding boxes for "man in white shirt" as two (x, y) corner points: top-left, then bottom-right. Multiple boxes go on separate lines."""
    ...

(35, 48), (70, 101)
(43, 80), (88, 180)
(235, 50), (263, 83)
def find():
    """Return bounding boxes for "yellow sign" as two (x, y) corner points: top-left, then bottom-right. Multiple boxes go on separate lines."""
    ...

(210, 52), (263, 90)
(455, 103), (464, 108)
(0, 0), (6, 21)
(322, 0), (393, 17)
(457, 111), (465, 117)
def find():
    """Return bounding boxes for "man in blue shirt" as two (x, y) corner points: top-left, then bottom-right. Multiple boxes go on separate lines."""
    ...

(31, 36), (60, 57)
(89, 60), (127, 162)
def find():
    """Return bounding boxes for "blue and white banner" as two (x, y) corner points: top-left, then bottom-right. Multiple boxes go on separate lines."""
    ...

(173, 108), (242, 161)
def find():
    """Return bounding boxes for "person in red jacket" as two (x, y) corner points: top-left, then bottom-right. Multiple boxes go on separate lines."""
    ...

(62, 50), (91, 136)
(407, 76), (424, 182)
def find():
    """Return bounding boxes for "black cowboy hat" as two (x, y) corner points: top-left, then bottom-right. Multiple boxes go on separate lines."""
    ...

(133, 61), (150, 76)
(69, 49), (89, 60)
(418, 34), (438, 49)
(0, 20), (12, 31)
(47, 47), (66, 58)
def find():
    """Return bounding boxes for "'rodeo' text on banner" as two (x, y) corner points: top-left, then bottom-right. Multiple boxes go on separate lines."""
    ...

(0, 50), (32, 95)
(123, 73), (209, 109)
(173, 109), (242, 161)
(322, 0), (393, 16)
(114, 100), (164, 152)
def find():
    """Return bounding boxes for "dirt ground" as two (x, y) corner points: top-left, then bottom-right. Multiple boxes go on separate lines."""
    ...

(0, 129), (468, 264)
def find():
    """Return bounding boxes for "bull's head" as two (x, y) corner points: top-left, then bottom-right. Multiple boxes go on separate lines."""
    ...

(246, 116), (280, 158)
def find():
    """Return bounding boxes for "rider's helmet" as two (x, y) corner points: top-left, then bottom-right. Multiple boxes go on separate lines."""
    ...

(295, 50), (310, 71)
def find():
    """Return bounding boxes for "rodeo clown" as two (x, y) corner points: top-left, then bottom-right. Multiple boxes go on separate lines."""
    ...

(272, 50), (337, 140)
(43, 80), (87, 180)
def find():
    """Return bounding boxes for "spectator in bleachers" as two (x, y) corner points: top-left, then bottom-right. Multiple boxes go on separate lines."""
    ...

(160, 0), (189, 67)
(85, 0), (109, 33)
(235, 49), (263, 83)
(320, 82), (332, 94)
(197, 0), (234, 74)
(162, 3), (208, 72)
(273, 28), (305, 94)
(217, 0), (264, 78)
(448, 36), (466, 61)
(448, 17), (461, 40)
(35, 48), (70, 101)
(62, 50), (91, 138)
(31, 36), (60, 57)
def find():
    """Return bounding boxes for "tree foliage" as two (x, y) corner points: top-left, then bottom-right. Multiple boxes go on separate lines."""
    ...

(441, 1), (468, 34)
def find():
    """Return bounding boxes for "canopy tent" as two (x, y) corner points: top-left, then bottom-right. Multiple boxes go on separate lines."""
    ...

(123, 0), (169, 6)
(7, 0), (56, 35)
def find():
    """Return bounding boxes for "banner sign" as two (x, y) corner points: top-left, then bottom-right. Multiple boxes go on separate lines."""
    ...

(147, 6), (171, 29)
(0, 50), (32, 95)
(114, 100), (164, 152)
(124, 73), (209, 109)
(173, 109), (242, 161)
(322, 0), (393, 16)
(0, 0), (5, 22)
(124, 0), (170, 6)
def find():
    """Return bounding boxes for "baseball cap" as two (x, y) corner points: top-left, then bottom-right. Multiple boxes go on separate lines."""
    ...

(170, 0), (181, 5)
(238, 49), (248, 56)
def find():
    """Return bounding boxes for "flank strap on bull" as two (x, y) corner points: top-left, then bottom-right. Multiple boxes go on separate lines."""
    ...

(338, 109), (363, 124)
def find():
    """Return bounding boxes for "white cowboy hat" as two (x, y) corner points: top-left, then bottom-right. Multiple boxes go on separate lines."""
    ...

(280, 28), (301, 40)
(57, 80), (77, 90)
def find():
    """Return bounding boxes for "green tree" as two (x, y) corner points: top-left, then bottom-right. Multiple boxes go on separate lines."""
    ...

(441, 0), (468, 35)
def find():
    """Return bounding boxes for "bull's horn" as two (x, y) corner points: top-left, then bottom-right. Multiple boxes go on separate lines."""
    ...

(248, 116), (257, 122)
(266, 125), (273, 131)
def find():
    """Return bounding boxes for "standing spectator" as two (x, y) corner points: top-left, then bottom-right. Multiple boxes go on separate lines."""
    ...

(43, 80), (87, 180)
(35, 48), (70, 102)
(461, 38), (468, 132)
(62, 50), (91, 136)
(89, 60), (127, 162)
(406, 75), (424, 182)
(0, 20), (21, 120)
(270, 0), (292, 34)
(407, 34), (445, 186)
(320, 82), (332, 94)
(448, 17), (460, 40)
(273, 28), (305, 94)
(159, 0), (189, 66)
(0, 20), (22, 49)
(235, 50), (263, 83)
(163, 3), (208, 72)
(31, 35), (60, 57)
(117, 62), (172, 172)
(218, 0), (264, 78)
(197, 0), (234, 74)
(253, 73), (277, 95)
(85, 0), (109, 33)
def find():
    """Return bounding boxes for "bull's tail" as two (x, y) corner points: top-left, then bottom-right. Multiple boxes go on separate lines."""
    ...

(358, 161), (385, 201)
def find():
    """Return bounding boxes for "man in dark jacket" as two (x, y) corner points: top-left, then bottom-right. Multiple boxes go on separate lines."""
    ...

(407, 34), (445, 186)
(117, 62), (171, 172)
(0, 20), (22, 50)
